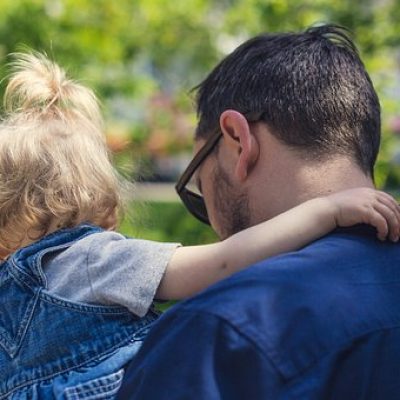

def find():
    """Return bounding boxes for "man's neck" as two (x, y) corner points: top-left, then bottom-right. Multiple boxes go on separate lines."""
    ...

(249, 156), (375, 224)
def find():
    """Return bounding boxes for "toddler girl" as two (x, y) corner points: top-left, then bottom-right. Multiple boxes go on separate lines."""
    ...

(1, 52), (399, 399)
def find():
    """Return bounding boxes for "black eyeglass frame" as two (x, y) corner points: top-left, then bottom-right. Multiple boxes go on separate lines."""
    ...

(175, 111), (265, 225)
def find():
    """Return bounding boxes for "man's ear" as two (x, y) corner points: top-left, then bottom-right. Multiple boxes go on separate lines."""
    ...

(219, 110), (259, 181)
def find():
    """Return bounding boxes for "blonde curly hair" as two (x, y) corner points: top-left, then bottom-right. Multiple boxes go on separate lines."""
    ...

(0, 52), (121, 256)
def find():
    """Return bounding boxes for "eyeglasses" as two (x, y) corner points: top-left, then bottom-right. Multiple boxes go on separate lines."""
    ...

(175, 128), (222, 225)
(175, 111), (265, 225)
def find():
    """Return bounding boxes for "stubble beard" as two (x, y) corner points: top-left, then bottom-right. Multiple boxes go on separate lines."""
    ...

(212, 164), (251, 240)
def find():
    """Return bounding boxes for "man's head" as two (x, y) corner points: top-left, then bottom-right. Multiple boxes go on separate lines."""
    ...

(178, 25), (381, 239)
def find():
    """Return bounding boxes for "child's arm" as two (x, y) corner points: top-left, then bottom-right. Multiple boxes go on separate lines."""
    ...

(156, 188), (400, 300)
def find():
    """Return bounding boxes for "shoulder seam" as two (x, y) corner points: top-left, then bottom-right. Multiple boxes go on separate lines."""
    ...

(85, 233), (100, 303)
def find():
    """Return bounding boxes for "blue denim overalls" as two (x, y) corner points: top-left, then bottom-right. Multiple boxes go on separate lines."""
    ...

(0, 225), (158, 399)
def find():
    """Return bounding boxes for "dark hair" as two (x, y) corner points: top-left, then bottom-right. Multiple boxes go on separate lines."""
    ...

(194, 24), (380, 176)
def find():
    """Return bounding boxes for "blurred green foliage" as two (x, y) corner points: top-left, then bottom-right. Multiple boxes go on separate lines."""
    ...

(119, 201), (217, 245)
(1, 0), (400, 241)
(1, 0), (399, 99)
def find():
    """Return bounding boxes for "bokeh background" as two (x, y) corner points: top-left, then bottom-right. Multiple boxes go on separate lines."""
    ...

(0, 0), (399, 245)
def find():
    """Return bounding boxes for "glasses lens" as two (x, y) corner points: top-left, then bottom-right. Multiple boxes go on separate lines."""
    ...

(176, 128), (222, 225)
(180, 189), (210, 225)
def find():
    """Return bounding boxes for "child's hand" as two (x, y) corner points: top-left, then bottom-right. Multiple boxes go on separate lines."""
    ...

(327, 188), (400, 242)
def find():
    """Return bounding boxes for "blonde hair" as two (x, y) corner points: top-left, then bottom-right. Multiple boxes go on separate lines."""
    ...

(0, 52), (121, 255)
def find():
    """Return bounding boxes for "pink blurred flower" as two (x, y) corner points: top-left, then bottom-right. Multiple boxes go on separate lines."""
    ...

(389, 116), (400, 135)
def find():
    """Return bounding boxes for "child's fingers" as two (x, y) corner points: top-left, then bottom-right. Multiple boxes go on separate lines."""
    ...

(375, 191), (400, 218)
(367, 210), (389, 241)
(372, 202), (399, 241)
(375, 191), (400, 211)
(376, 190), (399, 205)
(374, 200), (400, 233)
(374, 192), (400, 233)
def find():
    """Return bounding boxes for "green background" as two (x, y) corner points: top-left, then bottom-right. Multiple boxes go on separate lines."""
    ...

(1, 0), (399, 243)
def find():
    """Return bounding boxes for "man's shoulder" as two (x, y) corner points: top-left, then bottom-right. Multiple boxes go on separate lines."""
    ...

(181, 227), (391, 313)
(175, 228), (400, 379)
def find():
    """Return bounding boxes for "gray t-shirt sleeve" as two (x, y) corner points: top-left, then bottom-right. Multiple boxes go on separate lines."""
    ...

(43, 231), (179, 317)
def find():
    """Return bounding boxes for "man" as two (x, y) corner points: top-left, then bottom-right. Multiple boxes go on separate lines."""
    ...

(118, 25), (400, 399)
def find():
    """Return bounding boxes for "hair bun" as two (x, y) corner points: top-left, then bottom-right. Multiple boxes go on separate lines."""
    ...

(0, 51), (120, 254)
(4, 51), (102, 129)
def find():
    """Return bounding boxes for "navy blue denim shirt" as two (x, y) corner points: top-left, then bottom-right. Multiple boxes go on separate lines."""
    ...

(118, 225), (400, 399)
(0, 224), (158, 399)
